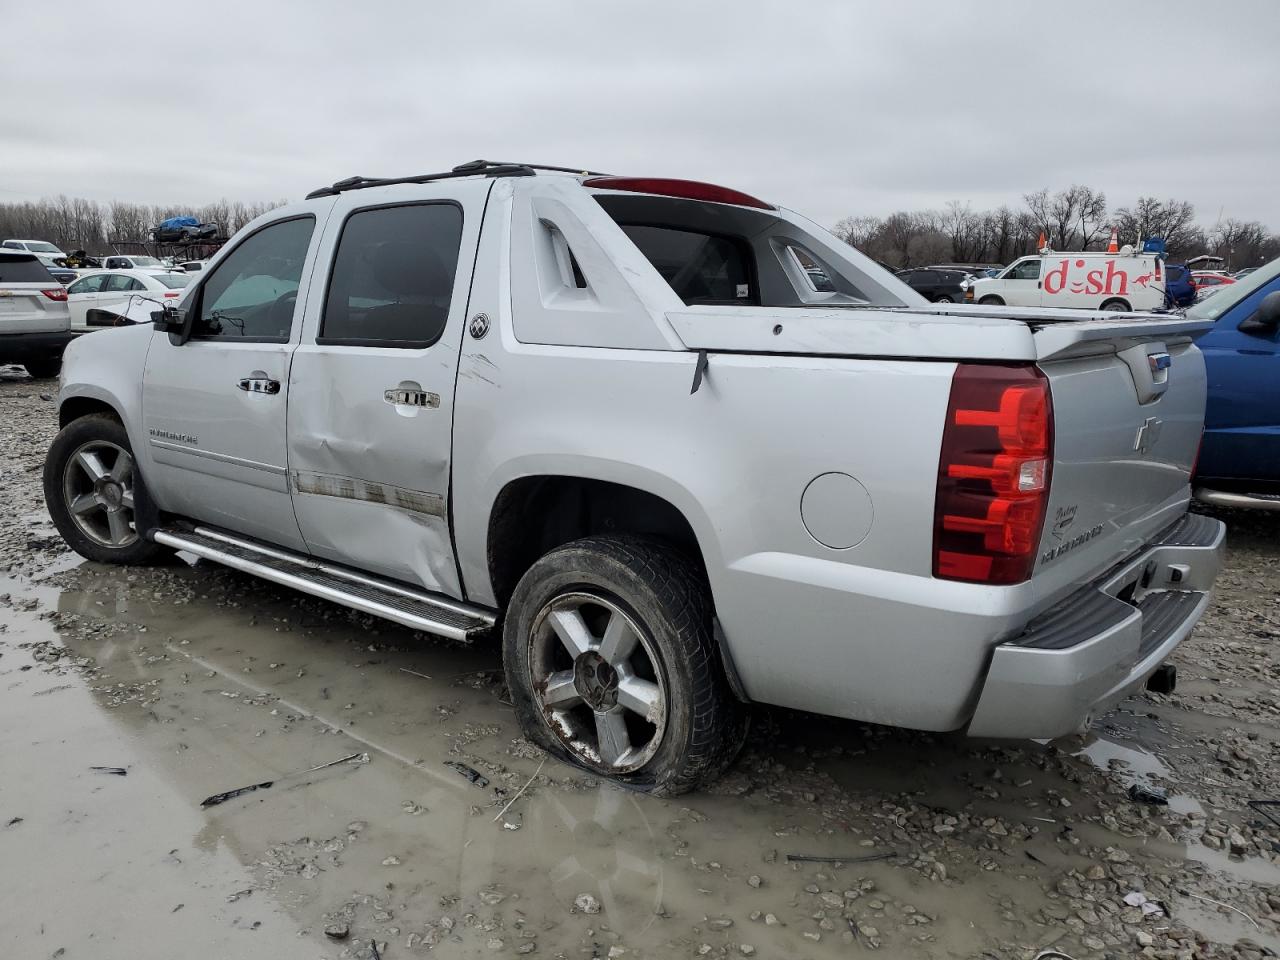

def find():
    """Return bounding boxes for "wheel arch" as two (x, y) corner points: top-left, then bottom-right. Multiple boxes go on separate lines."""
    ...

(59, 394), (122, 428)
(485, 475), (710, 611)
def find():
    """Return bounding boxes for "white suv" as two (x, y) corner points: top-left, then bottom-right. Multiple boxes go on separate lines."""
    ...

(0, 251), (73, 378)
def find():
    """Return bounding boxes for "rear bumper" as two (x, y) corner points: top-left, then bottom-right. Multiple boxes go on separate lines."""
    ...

(967, 512), (1225, 739)
(0, 330), (76, 362)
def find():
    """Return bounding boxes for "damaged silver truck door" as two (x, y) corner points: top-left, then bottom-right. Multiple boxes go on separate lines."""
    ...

(286, 182), (490, 597)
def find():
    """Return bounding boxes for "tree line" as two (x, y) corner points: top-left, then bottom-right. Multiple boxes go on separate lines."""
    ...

(0, 196), (286, 255)
(835, 186), (1280, 272)
(3, 185), (1277, 272)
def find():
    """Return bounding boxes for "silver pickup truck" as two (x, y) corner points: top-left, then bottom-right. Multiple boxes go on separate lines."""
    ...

(43, 161), (1225, 795)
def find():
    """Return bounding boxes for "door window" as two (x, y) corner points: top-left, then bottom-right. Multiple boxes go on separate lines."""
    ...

(69, 275), (108, 295)
(319, 203), (463, 348)
(191, 216), (315, 341)
(1007, 259), (1042, 281)
(103, 274), (143, 293)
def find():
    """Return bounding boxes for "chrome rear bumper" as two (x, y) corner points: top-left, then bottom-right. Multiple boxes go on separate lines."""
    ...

(967, 512), (1225, 739)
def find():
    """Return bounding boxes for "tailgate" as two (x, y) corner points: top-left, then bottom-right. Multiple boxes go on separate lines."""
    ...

(1031, 319), (1208, 605)
(0, 284), (66, 335)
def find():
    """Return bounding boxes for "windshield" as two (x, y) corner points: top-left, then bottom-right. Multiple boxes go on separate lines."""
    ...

(131, 256), (161, 267)
(1187, 256), (1280, 321)
(156, 273), (191, 289)
(27, 242), (62, 254)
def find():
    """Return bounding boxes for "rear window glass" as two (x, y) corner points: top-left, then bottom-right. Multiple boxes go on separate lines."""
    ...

(320, 202), (463, 347)
(0, 255), (53, 283)
(131, 256), (161, 267)
(618, 225), (752, 305)
(156, 273), (191, 289)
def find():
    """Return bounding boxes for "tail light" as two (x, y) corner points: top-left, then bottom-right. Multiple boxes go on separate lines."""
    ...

(41, 288), (68, 301)
(163, 292), (181, 298)
(934, 364), (1053, 585)
(1154, 259), (1163, 282)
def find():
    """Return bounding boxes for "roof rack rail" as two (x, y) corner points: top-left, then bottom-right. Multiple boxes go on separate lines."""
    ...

(305, 160), (610, 200)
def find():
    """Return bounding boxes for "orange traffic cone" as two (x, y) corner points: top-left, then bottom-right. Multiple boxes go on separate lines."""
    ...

(1037, 232), (1048, 252)
(1106, 226), (1119, 254)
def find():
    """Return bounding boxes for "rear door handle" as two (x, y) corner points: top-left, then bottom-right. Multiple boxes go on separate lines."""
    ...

(238, 377), (280, 395)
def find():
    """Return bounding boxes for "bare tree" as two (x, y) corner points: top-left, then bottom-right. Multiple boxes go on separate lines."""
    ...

(832, 215), (882, 250)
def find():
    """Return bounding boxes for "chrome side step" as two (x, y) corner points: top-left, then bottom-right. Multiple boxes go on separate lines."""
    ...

(1195, 488), (1280, 512)
(151, 525), (497, 641)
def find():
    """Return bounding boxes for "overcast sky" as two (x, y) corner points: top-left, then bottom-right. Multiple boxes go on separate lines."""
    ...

(3, 1), (1277, 230)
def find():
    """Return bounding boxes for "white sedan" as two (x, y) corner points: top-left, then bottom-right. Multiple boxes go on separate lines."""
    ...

(65, 269), (191, 333)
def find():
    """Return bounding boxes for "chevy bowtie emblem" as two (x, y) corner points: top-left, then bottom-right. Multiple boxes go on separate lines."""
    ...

(1134, 417), (1163, 455)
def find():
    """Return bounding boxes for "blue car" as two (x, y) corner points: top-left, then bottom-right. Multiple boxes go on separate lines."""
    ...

(1192, 256), (1280, 509)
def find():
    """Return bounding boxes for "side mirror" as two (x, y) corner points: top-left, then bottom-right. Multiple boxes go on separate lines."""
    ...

(151, 302), (185, 334)
(1239, 290), (1280, 335)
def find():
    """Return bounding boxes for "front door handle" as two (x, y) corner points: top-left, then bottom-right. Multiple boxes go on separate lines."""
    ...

(238, 377), (280, 395)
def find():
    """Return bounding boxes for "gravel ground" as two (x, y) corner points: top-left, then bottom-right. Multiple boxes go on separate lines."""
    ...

(0, 363), (1277, 960)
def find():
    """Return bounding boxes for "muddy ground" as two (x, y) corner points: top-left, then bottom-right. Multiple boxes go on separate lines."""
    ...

(1, 365), (1278, 960)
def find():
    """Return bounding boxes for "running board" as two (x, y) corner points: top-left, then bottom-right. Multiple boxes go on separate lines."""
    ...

(1195, 488), (1280, 512)
(151, 525), (497, 641)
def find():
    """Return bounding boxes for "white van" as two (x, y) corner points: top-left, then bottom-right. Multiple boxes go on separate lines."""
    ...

(967, 251), (1166, 312)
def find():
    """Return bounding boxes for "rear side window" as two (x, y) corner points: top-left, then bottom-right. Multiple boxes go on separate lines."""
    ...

(619, 225), (752, 305)
(156, 273), (191, 289)
(0, 255), (53, 283)
(320, 203), (463, 348)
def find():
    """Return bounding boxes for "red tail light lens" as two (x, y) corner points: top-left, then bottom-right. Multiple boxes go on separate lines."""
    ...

(934, 364), (1053, 584)
(582, 176), (774, 210)
(163, 291), (181, 298)
(41, 288), (68, 301)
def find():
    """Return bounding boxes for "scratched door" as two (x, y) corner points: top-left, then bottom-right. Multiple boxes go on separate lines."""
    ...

(286, 180), (492, 597)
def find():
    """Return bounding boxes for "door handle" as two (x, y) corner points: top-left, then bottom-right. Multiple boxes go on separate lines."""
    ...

(238, 377), (280, 395)
(384, 387), (440, 408)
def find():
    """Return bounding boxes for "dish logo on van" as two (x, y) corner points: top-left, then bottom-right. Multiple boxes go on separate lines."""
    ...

(1043, 258), (1134, 298)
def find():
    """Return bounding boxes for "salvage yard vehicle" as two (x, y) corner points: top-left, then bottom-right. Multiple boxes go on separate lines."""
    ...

(968, 249), (1167, 312)
(43, 161), (1225, 795)
(0, 250), (73, 378)
(65, 268), (191, 333)
(1191, 256), (1280, 510)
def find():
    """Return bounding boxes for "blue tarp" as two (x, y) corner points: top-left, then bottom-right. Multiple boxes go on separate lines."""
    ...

(159, 216), (199, 230)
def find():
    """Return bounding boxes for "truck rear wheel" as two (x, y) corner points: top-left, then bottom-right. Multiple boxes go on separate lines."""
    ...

(1100, 298), (1131, 312)
(43, 414), (171, 565)
(503, 536), (746, 796)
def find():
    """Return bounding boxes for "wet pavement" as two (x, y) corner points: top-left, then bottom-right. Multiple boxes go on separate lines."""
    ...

(1, 366), (1278, 960)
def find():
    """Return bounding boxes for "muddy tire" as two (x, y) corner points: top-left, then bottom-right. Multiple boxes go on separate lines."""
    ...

(43, 414), (171, 565)
(23, 356), (62, 379)
(503, 536), (747, 796)
(1100, 298), (1131, 312)
(979, 295), (1005, 306)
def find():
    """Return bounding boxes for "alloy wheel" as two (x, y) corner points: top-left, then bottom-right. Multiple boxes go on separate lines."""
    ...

(61, 440), (138, 547)
(528, 592), (668, 774)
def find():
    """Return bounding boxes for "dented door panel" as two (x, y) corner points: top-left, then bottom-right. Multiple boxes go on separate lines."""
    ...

(287, 181), (492, 597)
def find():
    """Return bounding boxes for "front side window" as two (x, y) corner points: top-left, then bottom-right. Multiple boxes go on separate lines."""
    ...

(192, 216), (314, 341)
(69, 275), (107, 295)
(619, 225), (752, 305)
(320, 203), (463, 347)
(1007, 259), (1042, 281)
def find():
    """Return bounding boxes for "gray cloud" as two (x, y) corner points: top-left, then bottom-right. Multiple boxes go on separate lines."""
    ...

(2, 0), (1277, 229)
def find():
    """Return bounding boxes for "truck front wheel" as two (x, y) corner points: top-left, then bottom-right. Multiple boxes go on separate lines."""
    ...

(503, 536), (746, 796)
(43, 414), (171, 565)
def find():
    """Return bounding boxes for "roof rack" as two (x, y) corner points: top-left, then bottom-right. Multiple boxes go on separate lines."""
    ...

(304, 160), (610, 200)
